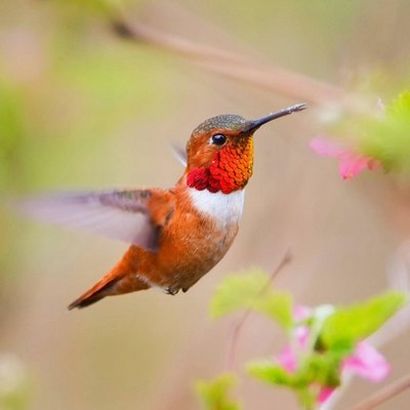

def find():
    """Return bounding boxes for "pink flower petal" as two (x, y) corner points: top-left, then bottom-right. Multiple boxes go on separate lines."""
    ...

(343, 342), (390, 382)
(338, 153), (371, 179)
(295, 325), (310, 348)
(293, 305), (313, 322)
(317, 386), (335, 404)
(310, 138), (345, 157)
(310, 137), (380, 180)
(277, 346), (298, 373)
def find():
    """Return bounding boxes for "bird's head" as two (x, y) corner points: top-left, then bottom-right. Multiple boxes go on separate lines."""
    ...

(185, 103), (306, 194)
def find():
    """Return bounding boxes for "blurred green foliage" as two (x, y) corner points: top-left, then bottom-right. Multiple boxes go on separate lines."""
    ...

(0, 4), (173, 191)
(205, 268), (408, 410)
(210, 269), (293, 329)
(0, 82), (26, 190)
(0, 354), (30, 410)
(358, 91), (410, 172)
(329, 91), (410, 175)
(196, 374), (241, 410)
(319, 290), (408, 349)
(54, 0), (131, 16)
(247, 353), (341, 410)
(1, 1), (409, 410)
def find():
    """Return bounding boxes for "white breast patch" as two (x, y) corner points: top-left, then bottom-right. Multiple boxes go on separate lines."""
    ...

(188, 188), (245, 227)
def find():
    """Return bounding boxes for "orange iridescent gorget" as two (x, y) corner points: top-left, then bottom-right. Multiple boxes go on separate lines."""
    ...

(187, 137), (254, 193)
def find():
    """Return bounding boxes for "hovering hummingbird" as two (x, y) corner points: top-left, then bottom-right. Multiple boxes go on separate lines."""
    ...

(23, 103), (306, 309)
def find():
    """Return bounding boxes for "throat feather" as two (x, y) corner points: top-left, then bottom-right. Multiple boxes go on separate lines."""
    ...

(187, 139), (253, 194)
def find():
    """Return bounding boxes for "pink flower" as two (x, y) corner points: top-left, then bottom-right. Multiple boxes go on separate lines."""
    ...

(310, 137), (380, 180)
(314, 342), (390, 405)
(292, 305), (312, 348)
(317, 386), (336, 404)
(294, 305), (313, 322)
(276, 305), (390, 406)
(343, 341), (390, 382)
(295, 326), (310, 348)
(277, 346), (298, 373)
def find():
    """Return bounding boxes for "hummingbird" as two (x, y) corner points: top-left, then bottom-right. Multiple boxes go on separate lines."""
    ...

(23, 103), (306, 309)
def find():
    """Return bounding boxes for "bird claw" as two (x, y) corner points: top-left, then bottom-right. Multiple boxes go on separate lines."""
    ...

(165, 286), (180, 295)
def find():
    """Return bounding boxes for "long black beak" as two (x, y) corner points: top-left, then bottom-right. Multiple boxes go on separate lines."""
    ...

(242, 103), (307, 134)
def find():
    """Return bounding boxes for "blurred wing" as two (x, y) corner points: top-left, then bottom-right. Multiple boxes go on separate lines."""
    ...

(19, 190), (162, 250)
(171, 143), (187, 167)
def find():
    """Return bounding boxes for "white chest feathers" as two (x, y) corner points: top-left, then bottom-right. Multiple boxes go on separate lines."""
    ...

(188, 188), (245, 227)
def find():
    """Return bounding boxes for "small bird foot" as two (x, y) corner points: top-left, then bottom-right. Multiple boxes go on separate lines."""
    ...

(165, 286), (180, 295)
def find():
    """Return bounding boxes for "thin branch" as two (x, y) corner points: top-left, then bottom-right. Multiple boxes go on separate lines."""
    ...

(226, 249), (293, 370)
(349, 373), (410, 410)
(110, 16), (347, 105)
(196, 60), (345, 105)
(111, 19), (246, 65)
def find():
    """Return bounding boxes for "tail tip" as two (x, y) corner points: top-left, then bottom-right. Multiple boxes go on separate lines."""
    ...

(67, 299), (84, 310)
(67, 294), (104, 310)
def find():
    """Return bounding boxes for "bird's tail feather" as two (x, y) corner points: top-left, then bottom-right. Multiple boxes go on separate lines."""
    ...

(68, 275), (119, 310)
(68, 246), (151, 310)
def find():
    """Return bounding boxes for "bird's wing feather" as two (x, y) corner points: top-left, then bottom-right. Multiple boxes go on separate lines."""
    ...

(19, 189), (167, 250)
(171, 144), (187, 167)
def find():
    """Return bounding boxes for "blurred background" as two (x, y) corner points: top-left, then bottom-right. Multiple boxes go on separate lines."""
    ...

(1, 0), (410, 409)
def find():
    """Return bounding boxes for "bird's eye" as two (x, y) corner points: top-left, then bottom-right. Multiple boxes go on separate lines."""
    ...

(211, 134), (227, 146)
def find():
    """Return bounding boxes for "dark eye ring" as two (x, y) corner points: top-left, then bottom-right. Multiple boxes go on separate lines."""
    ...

(211, 134), (227, 146)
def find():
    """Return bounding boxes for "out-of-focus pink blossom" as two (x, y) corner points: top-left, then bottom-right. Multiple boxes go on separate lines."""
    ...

(310, 137), (345, 157)
(309, 137), (380, 180)
(277, 346), (297, 373)
(276, 306), (390, 406)
(317, 386), (335, 404)
(294, 305), (313, 322)
(293, 305), (312, 348)
(343, 341), (390, 382)
(277, 306), (312, 372)
(295, 326), (310, 348)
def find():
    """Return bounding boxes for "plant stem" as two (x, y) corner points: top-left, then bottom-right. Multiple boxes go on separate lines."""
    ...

(110, 16), (347, 105)
(226, 249), (292, 370)
(350, 373), (410, 410)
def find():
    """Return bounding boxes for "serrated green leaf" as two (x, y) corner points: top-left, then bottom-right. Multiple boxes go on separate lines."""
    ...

(196, 374), (241, 410)
(210, 269), (293, 328)
(320, 291), (408, 349)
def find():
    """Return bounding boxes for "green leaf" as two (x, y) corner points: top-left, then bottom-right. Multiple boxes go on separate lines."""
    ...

(320, 291), (408, 349)
(253, 293), (293, 329)
(247, 361), (317, 409)
(248, 351), (343, 390)
(210, 269), (293, 328)
(210, 270), (269, 317)
(247, 361), (296, 386)
(357, 90), (410, 172)
(300, 351), (343, 388)
(196, 374), (241, 410)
